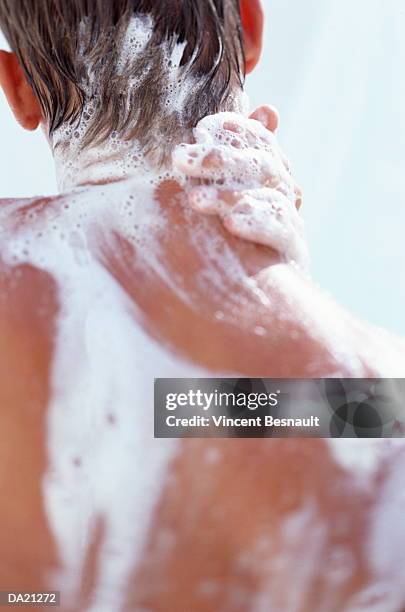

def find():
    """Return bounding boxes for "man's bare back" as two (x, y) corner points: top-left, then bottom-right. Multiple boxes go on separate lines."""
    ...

(1, 111), (405, 610)
(2, 0), (405, 609)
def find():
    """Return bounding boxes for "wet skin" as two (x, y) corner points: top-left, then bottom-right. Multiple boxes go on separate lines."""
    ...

(1, 112), (405, 610)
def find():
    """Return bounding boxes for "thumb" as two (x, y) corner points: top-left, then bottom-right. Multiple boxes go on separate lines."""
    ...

(250, 105), (279, 133)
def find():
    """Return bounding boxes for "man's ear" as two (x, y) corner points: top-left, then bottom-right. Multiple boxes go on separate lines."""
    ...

(240, 0), (264, 74)
(0, 50), (42, 131)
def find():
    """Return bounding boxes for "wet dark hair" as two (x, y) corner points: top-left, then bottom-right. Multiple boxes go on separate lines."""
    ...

(0, 0), (245, 147)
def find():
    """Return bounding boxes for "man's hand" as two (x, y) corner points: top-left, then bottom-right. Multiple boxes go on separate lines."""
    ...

(173, 106), (309, 272)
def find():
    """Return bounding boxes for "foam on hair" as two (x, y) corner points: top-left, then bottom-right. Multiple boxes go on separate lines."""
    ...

(0, 0), (245, 147)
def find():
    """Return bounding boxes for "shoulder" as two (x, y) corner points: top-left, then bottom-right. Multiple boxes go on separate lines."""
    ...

(0, 258), (59, 394)
(0, 192), (60, 407)
(0, 194), (63, 221)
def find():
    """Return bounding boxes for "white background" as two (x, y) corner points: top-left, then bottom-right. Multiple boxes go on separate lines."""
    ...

(1, 0), (405, 333)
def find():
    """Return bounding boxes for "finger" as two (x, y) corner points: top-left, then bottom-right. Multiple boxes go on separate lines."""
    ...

(194, 111), (278, 150)
(188, 186), (240, 212)
(223, 198), (309, 270)
(248, 107), (293, 175)
(191, 110), (298, 183)
(188, 186), (303, 227)
(249, 105), (280, 133)
(188, 186), (240, 215)
(186, 185), (310, 270)
(232, 190), (305, 235)
(173, 143), (293, 193)
(234, 184), (303, 212)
